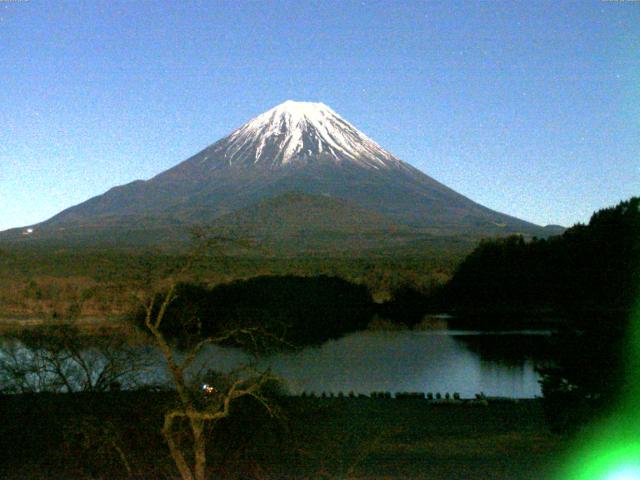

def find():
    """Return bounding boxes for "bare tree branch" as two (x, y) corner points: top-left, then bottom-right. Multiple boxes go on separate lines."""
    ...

(137, 235), (283, 480)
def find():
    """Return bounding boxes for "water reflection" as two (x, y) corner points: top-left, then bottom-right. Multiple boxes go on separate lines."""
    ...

(260, 331), (547, 398)
(0, 330), (550, 398)
(452, 332), (553, 367)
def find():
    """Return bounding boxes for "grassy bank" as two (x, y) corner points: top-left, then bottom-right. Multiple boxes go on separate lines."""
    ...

(0, 393), (563, 479)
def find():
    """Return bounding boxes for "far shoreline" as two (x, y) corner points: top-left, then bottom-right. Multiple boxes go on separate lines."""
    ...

(0, 310), (569, 336)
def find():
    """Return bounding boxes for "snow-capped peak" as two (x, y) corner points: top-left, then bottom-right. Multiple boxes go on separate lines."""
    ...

(213, 100), (401, 169)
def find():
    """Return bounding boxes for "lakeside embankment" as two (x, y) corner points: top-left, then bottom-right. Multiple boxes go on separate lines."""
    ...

(0, 393), (564, 479)
(0, 311), (564, 334)
(0, 316), (128, 334)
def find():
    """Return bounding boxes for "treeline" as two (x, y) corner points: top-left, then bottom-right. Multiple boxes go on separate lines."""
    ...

(134, 275), (375, 348)
(0, 245), (461, 318)
(438, 197), (639, 432)
(444, 197), (640, 316)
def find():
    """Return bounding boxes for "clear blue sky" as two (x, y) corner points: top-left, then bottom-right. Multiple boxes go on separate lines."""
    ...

(1, 0), (638, 231)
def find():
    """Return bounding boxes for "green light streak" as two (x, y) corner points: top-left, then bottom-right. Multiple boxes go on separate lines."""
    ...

(605, 464), (640, 480)
(558, 301), (640, 479)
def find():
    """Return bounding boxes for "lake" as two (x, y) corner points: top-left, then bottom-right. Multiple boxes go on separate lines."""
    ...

(181, 329), (552, 399)
(0, 329), (552, 398)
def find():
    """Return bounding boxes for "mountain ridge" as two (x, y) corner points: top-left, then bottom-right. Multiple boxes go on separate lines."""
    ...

(2, 100), (555, 249)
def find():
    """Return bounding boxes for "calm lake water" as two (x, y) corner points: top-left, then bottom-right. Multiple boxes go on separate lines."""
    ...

(182, 329), (552, 399)
(0, 329), (552, 398)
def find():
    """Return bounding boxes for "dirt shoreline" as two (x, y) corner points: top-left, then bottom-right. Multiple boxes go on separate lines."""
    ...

(0, 316), (127, 332)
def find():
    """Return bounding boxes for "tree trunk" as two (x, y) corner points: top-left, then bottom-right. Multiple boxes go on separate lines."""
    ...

(163, 413), (195, 480)
(192, 416), (207, 480)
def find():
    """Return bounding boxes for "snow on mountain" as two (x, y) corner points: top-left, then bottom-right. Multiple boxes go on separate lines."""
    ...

(205, 100), (405, 170)
(1, 99), (549, 246)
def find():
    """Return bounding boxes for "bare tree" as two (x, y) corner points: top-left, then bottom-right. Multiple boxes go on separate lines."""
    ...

(0, 324), (153, 394)
(139, 233), (283, 480)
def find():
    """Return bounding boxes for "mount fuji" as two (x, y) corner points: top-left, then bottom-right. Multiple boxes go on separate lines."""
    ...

(3, 101), (554, 249)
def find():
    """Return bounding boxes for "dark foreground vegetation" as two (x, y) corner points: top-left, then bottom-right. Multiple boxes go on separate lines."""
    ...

(0, 393), (562, 480)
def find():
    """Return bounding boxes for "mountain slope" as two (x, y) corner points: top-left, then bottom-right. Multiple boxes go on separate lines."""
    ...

(209, 191), (426, 253)
(2, 100), (550, 247)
